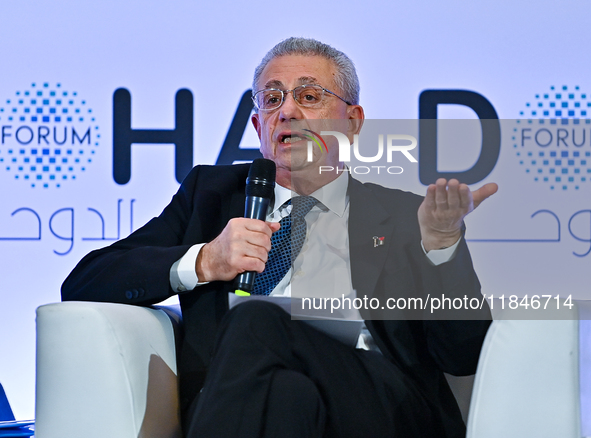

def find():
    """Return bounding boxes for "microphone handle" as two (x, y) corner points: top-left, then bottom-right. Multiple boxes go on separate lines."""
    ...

(244, 195), (270, 221)
(235, 195), (271, 294)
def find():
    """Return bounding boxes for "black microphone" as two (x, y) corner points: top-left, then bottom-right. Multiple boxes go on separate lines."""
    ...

(234, 158), (276, 295)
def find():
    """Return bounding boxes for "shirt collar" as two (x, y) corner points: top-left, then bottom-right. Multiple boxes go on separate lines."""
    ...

(271, 171), (349, 218)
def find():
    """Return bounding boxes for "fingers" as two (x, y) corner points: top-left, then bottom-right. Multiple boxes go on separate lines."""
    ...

(197, 218), (280, 282)
(458, 184), (471, 208)
(472, 182), (498, 208)
(243, 222), (273, 252)
(268, 221), (281, 233)
(243, 218), (274, 237)
(231, 218), (275, 265)
(446, 179), (462, 210)
(434, 178), (448, 208)
(418, 178), (497, 252)
(423, 183), (437, 210)
(427, 179), (495, 211)
(430, 178), (466, 211)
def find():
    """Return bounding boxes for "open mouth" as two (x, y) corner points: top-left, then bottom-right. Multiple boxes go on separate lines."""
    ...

(279, 134), (304, 144)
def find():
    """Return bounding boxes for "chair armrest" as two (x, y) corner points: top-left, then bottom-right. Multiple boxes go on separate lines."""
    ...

(35, 301), (182, 438)
(466, 303), (582, 438)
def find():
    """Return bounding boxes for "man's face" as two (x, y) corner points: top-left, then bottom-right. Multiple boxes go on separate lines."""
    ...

(251, 55), (363, 176)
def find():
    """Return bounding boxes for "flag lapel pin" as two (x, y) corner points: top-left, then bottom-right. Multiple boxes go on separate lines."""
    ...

(372, 236), (385, 247)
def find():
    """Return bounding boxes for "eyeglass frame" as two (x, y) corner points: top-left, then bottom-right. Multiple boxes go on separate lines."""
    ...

(251, 84), (353, 112)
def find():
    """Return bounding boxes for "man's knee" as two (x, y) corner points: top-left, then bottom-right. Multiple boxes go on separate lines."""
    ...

(264, 370), (326, 437)
(268, 369), (323, 408)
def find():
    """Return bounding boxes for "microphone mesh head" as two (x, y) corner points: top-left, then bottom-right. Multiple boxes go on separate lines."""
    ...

(246, 158), (276, 198)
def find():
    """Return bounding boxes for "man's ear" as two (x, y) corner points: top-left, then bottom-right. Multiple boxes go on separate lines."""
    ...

(251, 113), (262, 140)
(347, 105), (365, 137)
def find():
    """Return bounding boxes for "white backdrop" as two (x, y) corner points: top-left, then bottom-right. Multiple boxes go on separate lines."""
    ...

(1, 0), (589, 419)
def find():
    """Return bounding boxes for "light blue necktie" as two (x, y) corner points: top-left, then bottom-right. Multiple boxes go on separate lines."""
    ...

(251, 196), (318, 295)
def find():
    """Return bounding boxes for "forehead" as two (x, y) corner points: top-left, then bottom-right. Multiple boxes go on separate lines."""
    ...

(258, 55), (338, 90)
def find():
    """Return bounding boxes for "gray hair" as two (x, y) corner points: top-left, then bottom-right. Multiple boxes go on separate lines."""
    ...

(252, 37), (360, 106)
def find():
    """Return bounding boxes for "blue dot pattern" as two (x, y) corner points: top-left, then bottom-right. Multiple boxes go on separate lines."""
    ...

(516, 85), (590, 191)
(0, 82), (100, 188)
(251, 196), (319, 295)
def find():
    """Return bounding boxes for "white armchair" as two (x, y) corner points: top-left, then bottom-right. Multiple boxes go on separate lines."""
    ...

(35, 302), (183, 438)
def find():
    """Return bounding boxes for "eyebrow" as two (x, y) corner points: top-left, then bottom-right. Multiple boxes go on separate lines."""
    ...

(263, 76), (319, 89)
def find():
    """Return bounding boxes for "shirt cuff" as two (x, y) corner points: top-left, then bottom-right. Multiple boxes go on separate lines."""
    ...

(170, 243), (209, 293)
(421, 238), (461, 266)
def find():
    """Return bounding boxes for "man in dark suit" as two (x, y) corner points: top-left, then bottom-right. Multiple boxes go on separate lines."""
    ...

(62, 37), (496, 437)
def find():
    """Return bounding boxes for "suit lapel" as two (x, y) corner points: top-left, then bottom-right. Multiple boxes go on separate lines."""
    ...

(223, 164), (249, 221)
(348, 178), (396, 299)
(229, 190), (246, 219)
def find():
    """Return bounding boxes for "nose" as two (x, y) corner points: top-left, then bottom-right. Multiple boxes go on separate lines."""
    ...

(279, 91), (304, 121)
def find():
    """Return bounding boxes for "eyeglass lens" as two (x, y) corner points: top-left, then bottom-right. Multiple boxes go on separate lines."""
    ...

(256, 85), (324, 110)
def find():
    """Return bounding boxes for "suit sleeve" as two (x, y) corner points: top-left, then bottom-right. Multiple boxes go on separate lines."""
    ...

(61, 166), (202, 306)
(394, 190), (491, 376)
(419, 234), (492, 376)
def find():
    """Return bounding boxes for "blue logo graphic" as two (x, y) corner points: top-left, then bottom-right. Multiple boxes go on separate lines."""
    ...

(516, 85), (591, 191)
(0, 82), (100, 188)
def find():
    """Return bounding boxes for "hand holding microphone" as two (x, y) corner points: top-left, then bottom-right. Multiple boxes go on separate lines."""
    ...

(195, 159), (277, 290)
(234, 158), (276, 295)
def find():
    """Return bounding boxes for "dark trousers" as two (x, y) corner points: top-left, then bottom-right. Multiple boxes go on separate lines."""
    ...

(185, 300), (437, 438)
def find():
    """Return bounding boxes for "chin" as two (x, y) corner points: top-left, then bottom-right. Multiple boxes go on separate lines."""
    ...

(287, 150), (312, 170)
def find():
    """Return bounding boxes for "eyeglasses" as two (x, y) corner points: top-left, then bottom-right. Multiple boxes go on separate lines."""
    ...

(252, 84), (352, 112)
